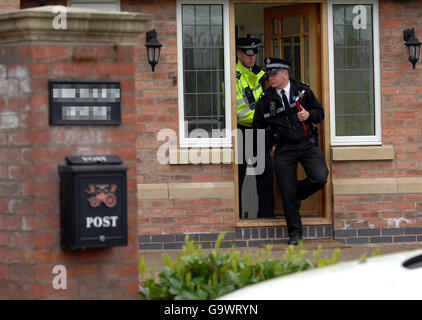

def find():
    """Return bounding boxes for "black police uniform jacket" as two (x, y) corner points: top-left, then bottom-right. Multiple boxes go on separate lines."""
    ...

(252, 79), (324, 146)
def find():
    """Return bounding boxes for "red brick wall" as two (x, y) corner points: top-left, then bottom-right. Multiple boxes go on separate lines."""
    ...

(0, 42), (139, 298)
(0, 0), (19, 10)
(332, 0), (422, 234)
(120, 0), (236, 236)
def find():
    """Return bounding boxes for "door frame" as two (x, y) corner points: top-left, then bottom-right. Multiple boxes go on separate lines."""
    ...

(231, 0), (332, 227)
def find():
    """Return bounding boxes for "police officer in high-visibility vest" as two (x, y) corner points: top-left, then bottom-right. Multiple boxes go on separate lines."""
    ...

(236, 37), (274, 219)
(253, 57), (329, 245)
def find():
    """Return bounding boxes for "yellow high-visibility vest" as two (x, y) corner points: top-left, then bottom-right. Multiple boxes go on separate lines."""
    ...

(236, 59), (265, 127)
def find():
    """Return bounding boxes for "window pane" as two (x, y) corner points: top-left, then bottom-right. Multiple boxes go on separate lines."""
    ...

(187, 120), (198, 134)
(346, 93), (361, 114)
(211, 26), (223, 47)
(347, 70), (361, 91)
(183, 26), (195, 47)
(197, 26), (211, 47)
(335, 70), (346, 91)
(335, 93), (348, 114)
(184, 48), (194, 70)
(184, 71), (196, 93)
(303, 16), (309, 33)
(364, 5), (373, 25)
(198, 94), (212, 116)
(360, 28), (373, 46)
(273, 39), (279, 57)
(335, 116), (347, 136)
(198, 71), (211, 93)
(361, 70), (374, 89)
(197, 48), (212, 70)
(212, 93), (224, 116)
(211, 6), (222, 25)
(273, 19), (279, 35)
(334, 47), (346, 69)
(333, 5), (345, 25)
(282, 17), (300, 34)
(196, 5), (209, 25)
(346, 115), (365, 135)
(360, 47), (373, 69)
(361, 92), (374, 114)
(346, 25), (359, 46)
(334, 25), (345, 46)
(184, 94), (196, 117)
(346, 47), (360, 69)
(304, 35), (310, 84)
(182, 5), (195, 25)
(332, 4), (375, 137)
(182, 4), (226, 137)
(283, 37), (301, 81)
(212, 48), (224, 70)
(212, 71), (225, 93)
(345, 5), (355, 25)
(361, 115), (375, 135)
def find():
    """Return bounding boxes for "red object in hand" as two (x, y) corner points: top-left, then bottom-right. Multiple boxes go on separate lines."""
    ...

(295, 90), (307, 136)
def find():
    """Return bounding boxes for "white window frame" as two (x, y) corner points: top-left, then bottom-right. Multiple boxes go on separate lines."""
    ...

(68, 0), (121, 12)
(328, 0), (381, 146)
(176, 0), (232, 148)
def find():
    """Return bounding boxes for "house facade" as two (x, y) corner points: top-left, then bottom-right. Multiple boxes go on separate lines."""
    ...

(1, 0), (422, 298)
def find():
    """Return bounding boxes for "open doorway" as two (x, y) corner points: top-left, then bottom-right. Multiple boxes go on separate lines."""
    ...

(235, 3), (324, 221)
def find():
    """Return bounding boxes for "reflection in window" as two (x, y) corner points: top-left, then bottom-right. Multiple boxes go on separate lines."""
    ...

(333, 4), (375, 136)
(182, 4), (225, 137)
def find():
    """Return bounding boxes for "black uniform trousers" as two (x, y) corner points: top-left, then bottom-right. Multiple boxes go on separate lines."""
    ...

(237, 125), (275, 219)
(273, 140), (328, 238)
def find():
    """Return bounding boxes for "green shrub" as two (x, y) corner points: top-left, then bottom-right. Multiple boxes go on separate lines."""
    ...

(139, 232), (341, 300)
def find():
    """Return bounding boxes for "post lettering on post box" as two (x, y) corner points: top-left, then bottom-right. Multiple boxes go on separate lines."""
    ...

(86, 216), (119, 229)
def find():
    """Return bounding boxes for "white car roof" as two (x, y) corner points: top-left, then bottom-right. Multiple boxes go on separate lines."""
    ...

(218, 249), (422, 300)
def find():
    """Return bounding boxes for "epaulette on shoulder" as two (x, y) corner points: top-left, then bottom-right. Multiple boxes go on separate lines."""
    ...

(236, 71), (241, 79)
(258, 92), (265, 100)
(298, 81), (310, 87)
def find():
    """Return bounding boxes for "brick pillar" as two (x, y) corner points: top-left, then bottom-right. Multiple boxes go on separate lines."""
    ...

(0, 6), (149, 299)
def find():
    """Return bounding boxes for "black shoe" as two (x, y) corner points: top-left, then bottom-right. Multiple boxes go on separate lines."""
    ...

(288, 235), (302, 246)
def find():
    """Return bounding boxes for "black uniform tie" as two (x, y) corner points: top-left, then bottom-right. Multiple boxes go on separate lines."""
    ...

(280, 89), (290, 108)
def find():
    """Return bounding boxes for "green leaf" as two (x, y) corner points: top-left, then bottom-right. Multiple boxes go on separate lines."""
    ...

(139, 255), (146, 278)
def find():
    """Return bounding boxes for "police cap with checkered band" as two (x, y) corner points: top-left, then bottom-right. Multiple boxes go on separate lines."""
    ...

(236, 37), (260, 55)
(264, 57), (291, 74)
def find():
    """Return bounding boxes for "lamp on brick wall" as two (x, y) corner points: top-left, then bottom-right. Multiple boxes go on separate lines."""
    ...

(145, 29), (162, 72)
(404, 28), (421, 69)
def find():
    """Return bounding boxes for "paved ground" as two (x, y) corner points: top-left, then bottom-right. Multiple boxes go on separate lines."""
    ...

(139, 240), (422, 277)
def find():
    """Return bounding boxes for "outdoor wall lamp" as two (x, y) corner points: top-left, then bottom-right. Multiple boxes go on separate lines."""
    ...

(404, 28), (421, 69)
(145, 29), (162, 72)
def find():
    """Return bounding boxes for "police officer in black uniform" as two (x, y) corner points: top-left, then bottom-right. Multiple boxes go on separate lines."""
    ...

(253, 58), (329, 245)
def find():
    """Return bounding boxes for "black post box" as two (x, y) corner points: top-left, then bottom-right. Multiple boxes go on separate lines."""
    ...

(58, 155), (128, 249)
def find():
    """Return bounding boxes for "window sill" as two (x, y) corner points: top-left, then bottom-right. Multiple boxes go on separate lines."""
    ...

(331, 145), (394, 161)
(236, 217), (332, 227)
(333, 177), (422, 195)
(169, 148), (233, 165)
